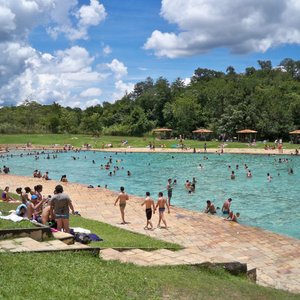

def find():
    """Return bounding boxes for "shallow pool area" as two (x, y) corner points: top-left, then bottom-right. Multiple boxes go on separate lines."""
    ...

(2, 150), (300, 239)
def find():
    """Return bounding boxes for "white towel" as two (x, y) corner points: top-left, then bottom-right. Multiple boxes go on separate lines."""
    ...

(0, 213), (24, 222)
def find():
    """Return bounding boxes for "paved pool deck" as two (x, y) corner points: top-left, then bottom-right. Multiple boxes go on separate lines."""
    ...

(1, 174), (300, 294)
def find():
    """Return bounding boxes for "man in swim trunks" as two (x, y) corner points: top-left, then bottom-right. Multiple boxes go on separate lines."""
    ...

(141, 192), (155, 230)
(222, 198), (232, 214)
(114, 186), (129, 224)
(50, 185), (75, 233)
(204, 200), (216, 214)
(155, 192), (170, 229)
(166, 178), (173, 206)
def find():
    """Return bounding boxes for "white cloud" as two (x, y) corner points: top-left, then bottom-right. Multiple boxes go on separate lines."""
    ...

(144, 0), (300, 58)
(77, 0), (106, 27)
(106, 59), (128, 79)
(0, 45), (107, 107)
(85, 98), (101, 107)
(103, 45), (112, 56)
(0, 0), (131, 108)
(112, 80), (134, 101)
(47, 0), (107, 41)
(183, 77), (191, 86)
(80, 88), (102, 97)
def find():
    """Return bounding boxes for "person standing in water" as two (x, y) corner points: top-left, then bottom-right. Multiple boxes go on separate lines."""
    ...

(267, 173), (272, 182)
(222, 198), (232, 214)
(166, 178), (173, 206)
(141, 192), (155, 230)
(155, 192), (170, 229)
(114, 186), (129, 224)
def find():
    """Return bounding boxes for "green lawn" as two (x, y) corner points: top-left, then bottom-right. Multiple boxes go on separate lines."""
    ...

(0, 133), (298, 150)
(0, 201), (36, 229)
(0, 252), (298, 300)
(0, 201), (180, 249)
(1, 195), (299, 299)
(70, 215), (181, 250)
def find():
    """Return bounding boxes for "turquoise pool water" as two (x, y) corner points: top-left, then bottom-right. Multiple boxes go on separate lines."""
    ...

(2, 150), (300, 239)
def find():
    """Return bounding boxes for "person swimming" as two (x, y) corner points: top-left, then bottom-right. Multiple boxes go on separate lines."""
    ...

(267, 173), (272, 181)
(230, 171), (235, 180)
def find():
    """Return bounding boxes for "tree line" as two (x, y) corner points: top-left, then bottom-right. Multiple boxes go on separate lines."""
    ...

(1, 58), (299, 140)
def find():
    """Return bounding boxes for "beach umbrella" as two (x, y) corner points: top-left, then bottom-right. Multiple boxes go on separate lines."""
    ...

(152, 128), (173, 133)
(192, 129), (213, 134)
(237, 129), (257, 142)
(152, 128), (173, 139)
(192, 129), (213, 141)
(289, 129), (300, 134)
(289, 129), (300, 144)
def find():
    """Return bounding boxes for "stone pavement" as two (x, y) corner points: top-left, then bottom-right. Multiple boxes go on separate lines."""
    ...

(0, 236), (91, 252)
(1, 174), (300, 294)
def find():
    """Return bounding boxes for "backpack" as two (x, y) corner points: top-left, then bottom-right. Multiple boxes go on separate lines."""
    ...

(75, 233), (92, 244)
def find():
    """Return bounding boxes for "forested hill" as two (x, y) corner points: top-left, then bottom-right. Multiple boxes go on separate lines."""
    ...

(1, 59), (300, 140)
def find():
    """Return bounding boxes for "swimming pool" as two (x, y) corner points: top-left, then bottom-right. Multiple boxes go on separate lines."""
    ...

(2, 150), (300, 239)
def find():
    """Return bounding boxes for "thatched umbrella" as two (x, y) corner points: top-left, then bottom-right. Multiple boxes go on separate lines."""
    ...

(152, 128), (172, 139)
(289, 129), (300, 144)
(192, 129), (213, 141)
(237, 129), (257, 142)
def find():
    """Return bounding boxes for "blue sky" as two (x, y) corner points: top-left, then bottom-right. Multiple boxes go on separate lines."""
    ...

(1, 0), (300, 108)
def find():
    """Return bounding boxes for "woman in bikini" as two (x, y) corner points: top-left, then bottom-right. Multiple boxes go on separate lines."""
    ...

(155, 192), (170, 229)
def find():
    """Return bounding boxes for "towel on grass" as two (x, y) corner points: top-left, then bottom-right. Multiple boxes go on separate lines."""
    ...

(0, 213), (24, 222)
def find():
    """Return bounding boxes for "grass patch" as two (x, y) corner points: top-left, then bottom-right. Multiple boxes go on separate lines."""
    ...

(0, 201), (36, 229)
(0, 252), (298, 300)
(70, 215), (181, 250)
(0, 201), (180, 249)
(0, 133), (298, 150)
(0, 200), (19, 212)
(0, 218), (36, 229)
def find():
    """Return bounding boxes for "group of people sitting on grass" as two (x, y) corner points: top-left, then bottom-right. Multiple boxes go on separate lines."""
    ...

(1, 184), (75, 233)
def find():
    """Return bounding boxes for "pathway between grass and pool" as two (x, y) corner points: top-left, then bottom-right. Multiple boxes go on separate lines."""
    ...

(1, 174), (300, 294)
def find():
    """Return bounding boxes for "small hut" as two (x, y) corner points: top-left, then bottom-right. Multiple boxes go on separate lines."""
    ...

(289, 129), (300, 144)
(237, 129), (257, 142)
(152, 128), (173, 139)
(192, 129), (213, 141)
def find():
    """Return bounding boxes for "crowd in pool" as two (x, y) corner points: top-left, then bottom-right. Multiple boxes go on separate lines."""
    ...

(0, 146), (298, 233)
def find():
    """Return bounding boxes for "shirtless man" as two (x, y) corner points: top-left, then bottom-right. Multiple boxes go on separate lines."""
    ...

(166, 178), (173, 206)
(155, 192), (170, 229)
(222, 198), (232, 214)
(204, 200), (216, 214)
(141, 192), (155, 230)
(114, 186), (129, 224)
